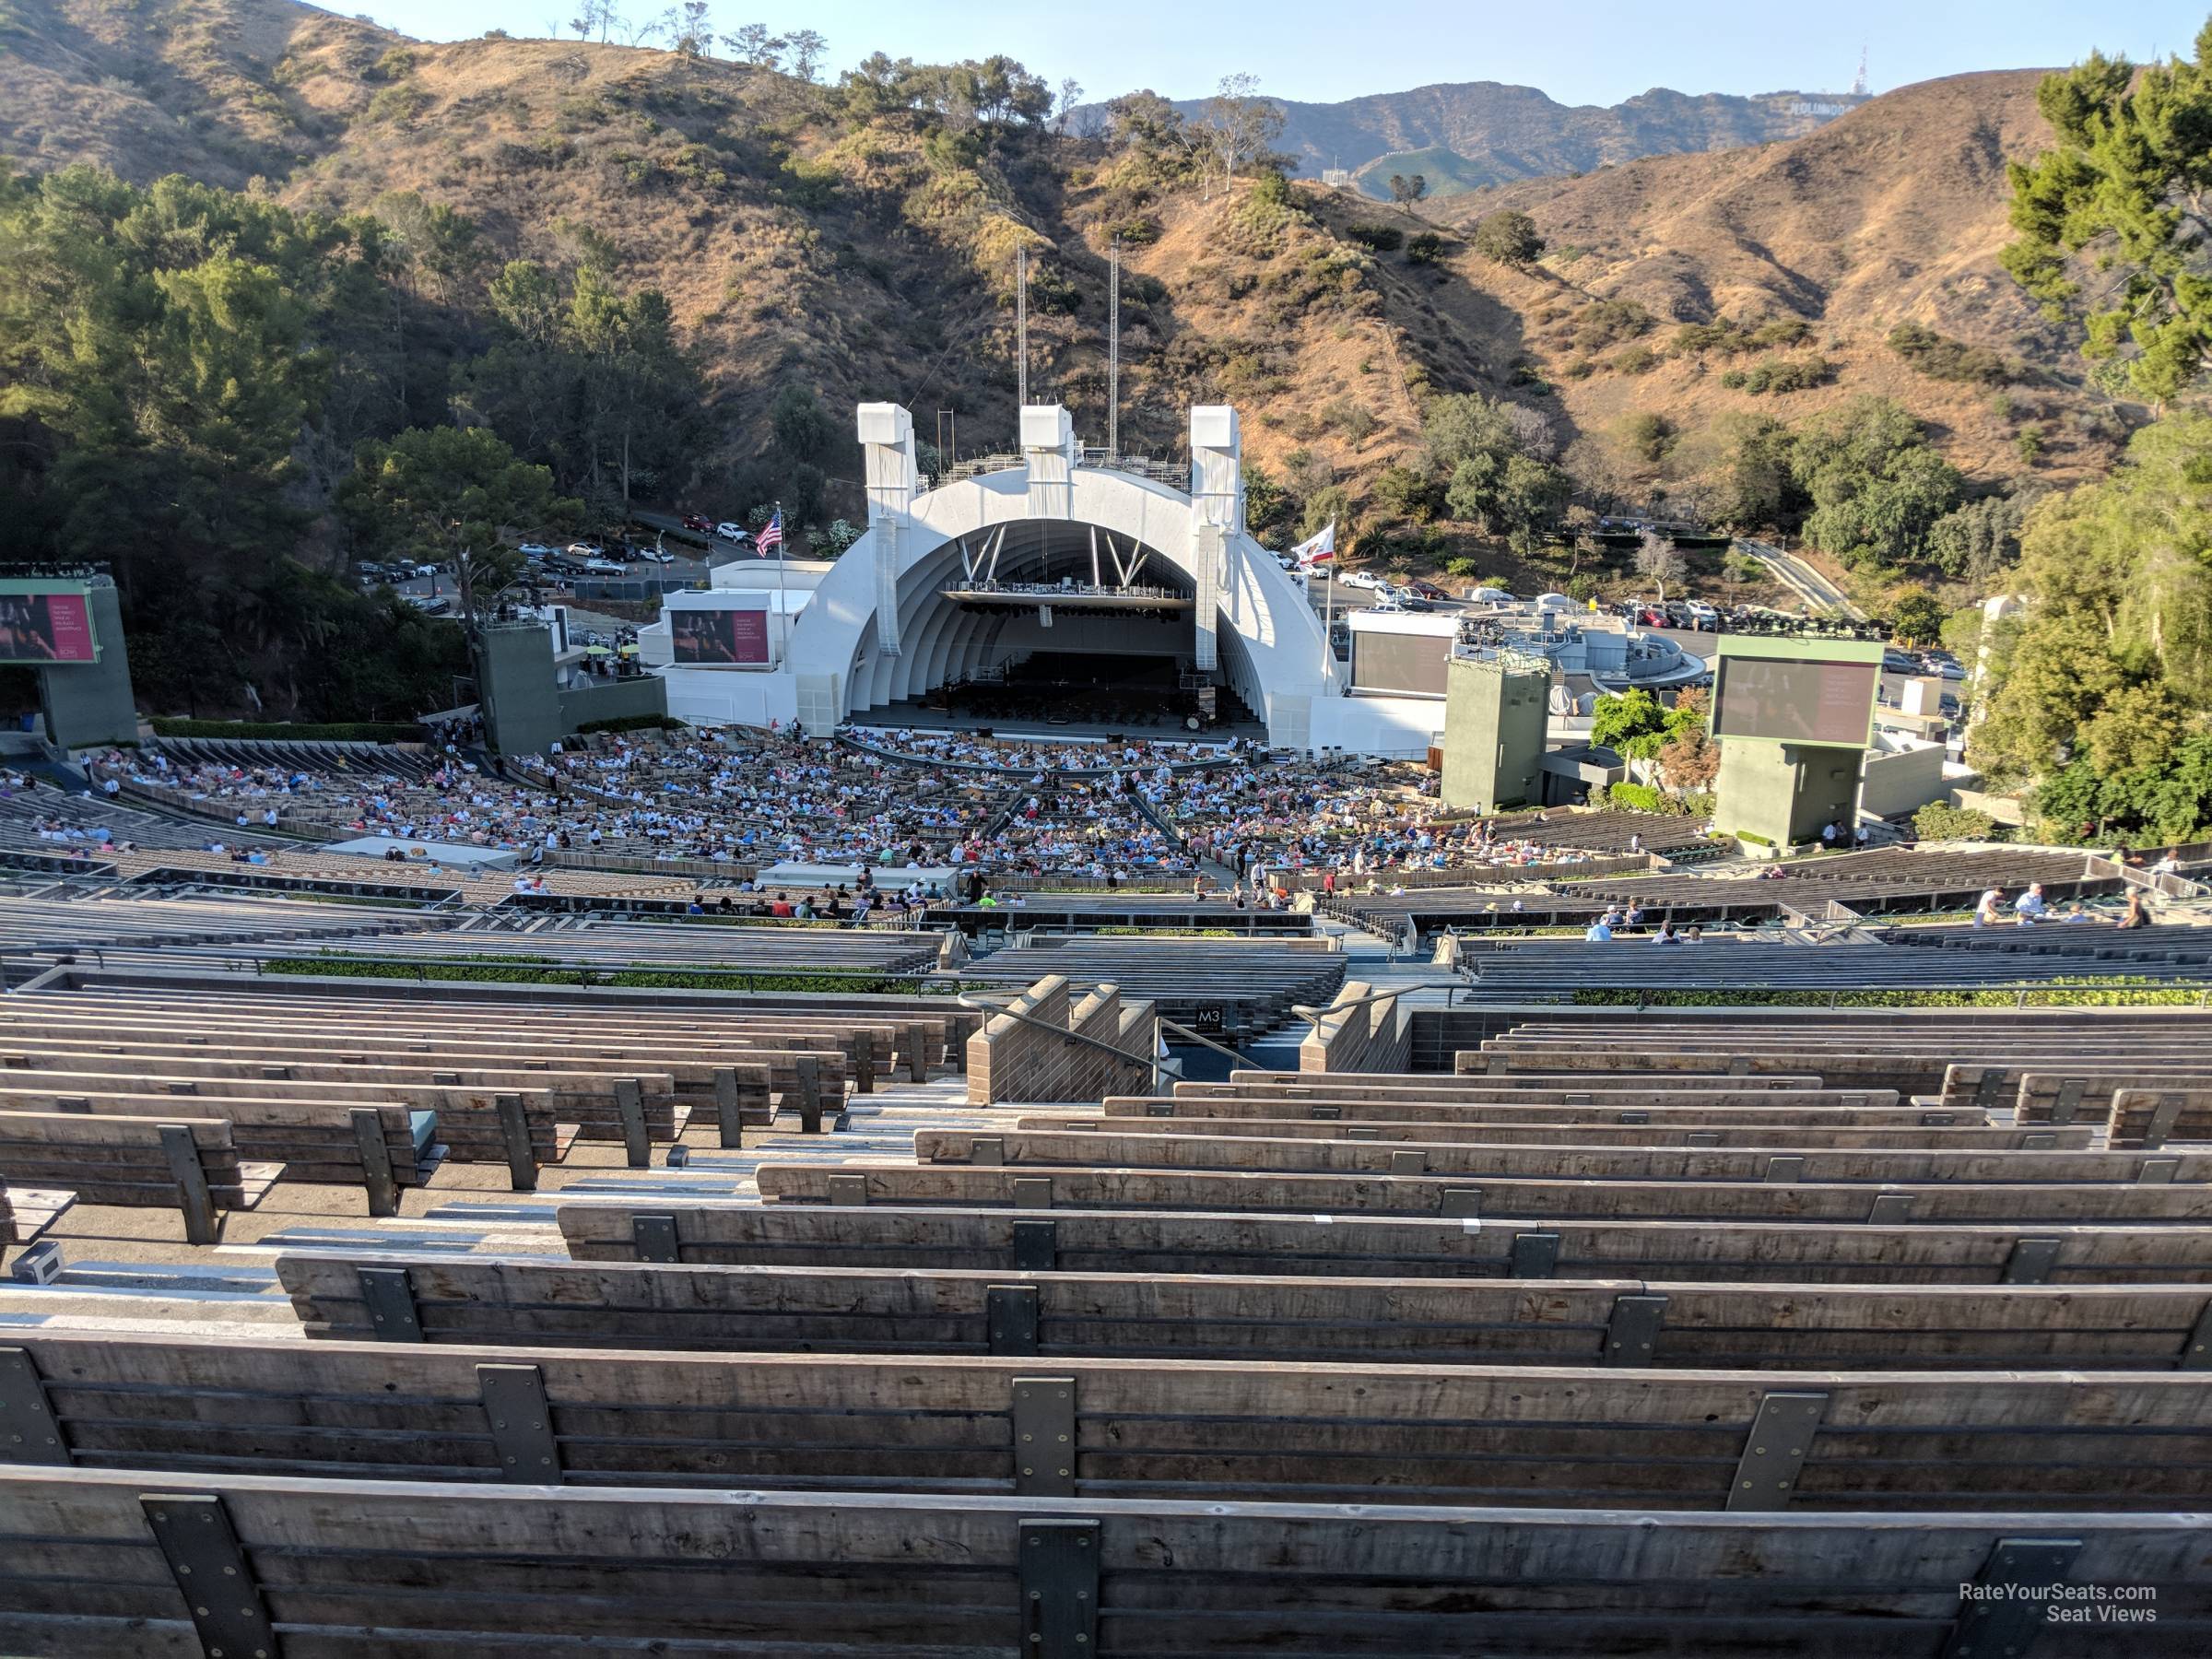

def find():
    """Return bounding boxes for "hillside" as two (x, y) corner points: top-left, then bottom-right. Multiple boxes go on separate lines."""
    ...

(0, 0), (2134, 574)
(1078, 80), (1867, 200)
(1417, 69), (2136, 491)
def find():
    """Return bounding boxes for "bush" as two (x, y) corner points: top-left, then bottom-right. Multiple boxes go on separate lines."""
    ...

(148, 718), (424, 742)
(1344, 223), (1402, 252)
(1405, 231), (1444, 265)
(1738, 355), (1833, 394)
(1913, 802), (2003, 841)
(1603, 782), (1666, 811)
(1571, 299), (1653, 352)
(1887, 322), (2016, 386)
(573, 712), (685, 736)
(1614, 343), (1660, 375)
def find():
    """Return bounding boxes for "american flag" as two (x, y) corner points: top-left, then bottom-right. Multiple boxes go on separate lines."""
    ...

(756, 511), (783, 554)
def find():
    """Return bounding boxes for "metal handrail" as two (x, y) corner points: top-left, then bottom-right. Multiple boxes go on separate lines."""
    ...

(956, 990), (1174, 1093)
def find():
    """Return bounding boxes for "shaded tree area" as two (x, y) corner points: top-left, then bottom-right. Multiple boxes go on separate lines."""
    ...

(0, 161), (704, 721)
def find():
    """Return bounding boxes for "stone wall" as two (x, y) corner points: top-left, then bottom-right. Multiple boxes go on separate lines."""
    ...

(1299, 979), (1412, 1074)
(967, 973), (1158, 1103)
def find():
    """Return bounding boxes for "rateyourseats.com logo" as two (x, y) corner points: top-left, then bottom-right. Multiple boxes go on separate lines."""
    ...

(1958, 1583), (2158, 1625)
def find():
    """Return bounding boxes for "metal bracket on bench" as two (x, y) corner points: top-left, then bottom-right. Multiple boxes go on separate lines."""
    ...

(1389, 1149), (1428, 1176)
(1012, 1219), (1058, 1273)
(615, 1078), (649, 1169)
(0, 1347), (68, 1465)
(2139, 1158), (2181, 1184)
(1686, 1131), (1720, 1147)
(1919, 1111), (1957, 1127)
(140, 1493), (278, 1659)
(1344, 1126), (1380, 1141)
(1441, 1187), (1480, 1218)
(827, 1174), (868, 1206)
(793, 1055), (825, 1135)
(1617, 1110), (1647, 1124)
(631, 1214), (679, 1264)
(495, 1094), (536, 1193)
(1011, 1177), (1053, 1210)
(158, 1124), (218, 1247)
(713, 1068), (745, 1149)
(2019, 1131), (2057, 1151)
(1146, 1101), (1175, 1118)
(1308, 1104), (1342, 1121)
(350, 1108), (399, 1219)
(988, 1285), (1041, 1357)
(1602, 1294), (1668, 1365)
(905, 1022), (930, 1083)
(1508, 1232), (1559, 1278)
(2002, 1238), (2063, 1286)
(1725, 1391), (1829, 1512)
(2050, 1077), (2086, 1124)
(851, 1030), (875, 1096)
(478, 1363), (561, 1482)
(1866, 1192), (1916, 1225)
(1762, 1156), (1806, 1184)
(1018, 1518), (1100, 1658)
(2181, 1300), (2212, 1370)
(1938, 1537), (2084, 1659)
(358, 1265), (424, 1342)
(1972, 1068), (2007, 1110)
(2146, 1093), (2187, 1147)
(1725, 1055), (1751, 1077)
(1012, 1376), (1076, 1498)
(971, 1137), (1006, 1167)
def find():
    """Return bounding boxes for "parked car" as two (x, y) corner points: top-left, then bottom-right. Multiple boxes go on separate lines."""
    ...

(580, 557), (626, 576)
(1409, 580), (1449, 600)
(680, 513), (713, 533)
(1276, 553), (1299, 571)
(1881, 650), (1923, 676)
(1338, 570), (1382, 590)
(635, 546), (676, 564)
(1472, 586), (1516, 606)
(1919, 652), (1966, 680)
(404, 594), (451, 616)
(1369, 597), (1405, 613)
(1395, 594), (1434, 612)
(714, 522), (750, 543)
(565, 542), (604, 559)
(1681, 600), (1719, 629)
(518, 543), (556, 561)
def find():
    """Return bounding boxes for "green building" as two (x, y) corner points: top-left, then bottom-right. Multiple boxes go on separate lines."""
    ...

(1440, 647), (1551, 814)
(1708, 634), (1884, 850)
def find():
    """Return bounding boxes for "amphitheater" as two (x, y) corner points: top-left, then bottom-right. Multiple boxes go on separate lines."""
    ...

(2, 732), (2211, 1656)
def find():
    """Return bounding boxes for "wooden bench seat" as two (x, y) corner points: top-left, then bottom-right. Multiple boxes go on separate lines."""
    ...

(913, 1128), (2198, 1186)
(9, 1329), (2212, 1510)
(274, 1253), (2212, 1369)
(556, 1202), (2212, 1285)
(0, 1112), (276, 1242)
(1219, 1072), (1846, 1098)
(1020, 1115), (2086, 1150)
(6, 1466), (2206, 1657)
(759, 1161), (2212, 1224)
(0, 1088), (432, 1210)
(1110, 1095), (1957, 1127)
(0, 1184), (74, 1246)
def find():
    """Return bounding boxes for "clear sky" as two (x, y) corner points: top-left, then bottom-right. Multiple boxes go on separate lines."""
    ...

(327, 0), (2208, 107)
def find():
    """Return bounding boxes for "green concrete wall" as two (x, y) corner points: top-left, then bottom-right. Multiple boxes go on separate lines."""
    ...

(1712, 737), (1864, 848)
(1441, 655), (1548, 813)
(559, 673), (667, 733)
(477, 624), (565, 757)
(38, 584), (138, 750)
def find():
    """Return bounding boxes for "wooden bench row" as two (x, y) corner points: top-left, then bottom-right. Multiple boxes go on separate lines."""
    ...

(1028, 1114), (2088, 1150)
(7, 1330), (2212, 1511)
(0, 1112), (276, 1243)
(6, 1465), (2202, 1657)
(912, 1127), (2205, 1186)
(758, 1161), (2212, 1223)
(274, 1254), (2212, 1370)
(556, 1200), (2212, 1284)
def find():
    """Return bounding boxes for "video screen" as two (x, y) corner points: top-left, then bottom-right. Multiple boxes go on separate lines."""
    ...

(670, 607), (770, 665)
(1712, 655), (1878, 746)
(0, 590), (97, 665)
(1350, 631), (1450, 698)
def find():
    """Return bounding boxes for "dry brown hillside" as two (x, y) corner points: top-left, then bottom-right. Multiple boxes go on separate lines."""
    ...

(1419, 70), (2139, 490)
(0, 0), (2128, 532)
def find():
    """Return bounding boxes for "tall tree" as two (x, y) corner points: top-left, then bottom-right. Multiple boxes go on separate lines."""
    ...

(785, 28), (828, 80)
(1387, 173), (1428, 205)
(2004, 26), (2212, 405)
(1471, 208), (1544, 266)
(1197, 73), (1284, 188)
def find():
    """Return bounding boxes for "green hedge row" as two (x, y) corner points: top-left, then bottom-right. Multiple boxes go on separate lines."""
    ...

(1572, 979), (2204, 1008)
(150, 718), (423, 742)
(262, 956), (963, 996)
(573, 713), (685, 735)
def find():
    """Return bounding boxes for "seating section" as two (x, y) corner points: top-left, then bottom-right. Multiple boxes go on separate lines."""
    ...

(6, 905), (2212, 1652)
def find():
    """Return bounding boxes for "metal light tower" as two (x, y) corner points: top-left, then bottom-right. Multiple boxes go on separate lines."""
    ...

(1016, 246), (1030, 408)
(1108, 236), (1122, 459)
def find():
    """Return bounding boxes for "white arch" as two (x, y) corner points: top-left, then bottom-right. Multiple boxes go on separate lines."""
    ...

(786, 465), (1330, 743)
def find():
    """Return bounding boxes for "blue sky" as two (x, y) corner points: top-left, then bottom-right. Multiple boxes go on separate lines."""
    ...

(327, 1), (2206, 106)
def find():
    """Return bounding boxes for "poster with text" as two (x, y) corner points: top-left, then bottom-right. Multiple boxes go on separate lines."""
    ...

(671, 607), (770, 666)
(0, 590), (97, 665)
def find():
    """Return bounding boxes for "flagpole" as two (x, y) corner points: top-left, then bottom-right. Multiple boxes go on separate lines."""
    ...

(773, 501), (787, 666)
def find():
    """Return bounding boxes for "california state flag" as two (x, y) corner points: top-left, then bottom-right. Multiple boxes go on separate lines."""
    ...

(1292, 523), (1336, 565)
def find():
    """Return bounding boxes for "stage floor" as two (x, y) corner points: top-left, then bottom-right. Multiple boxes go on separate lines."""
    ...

(858, 700), (1268, 745)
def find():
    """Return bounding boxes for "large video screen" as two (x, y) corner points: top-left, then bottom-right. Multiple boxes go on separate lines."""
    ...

(671, 607), (770, 666)
(0, 588), (97, 665)
(1351, 630), (1449, 698)
(1712, 655), (1878, 746)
